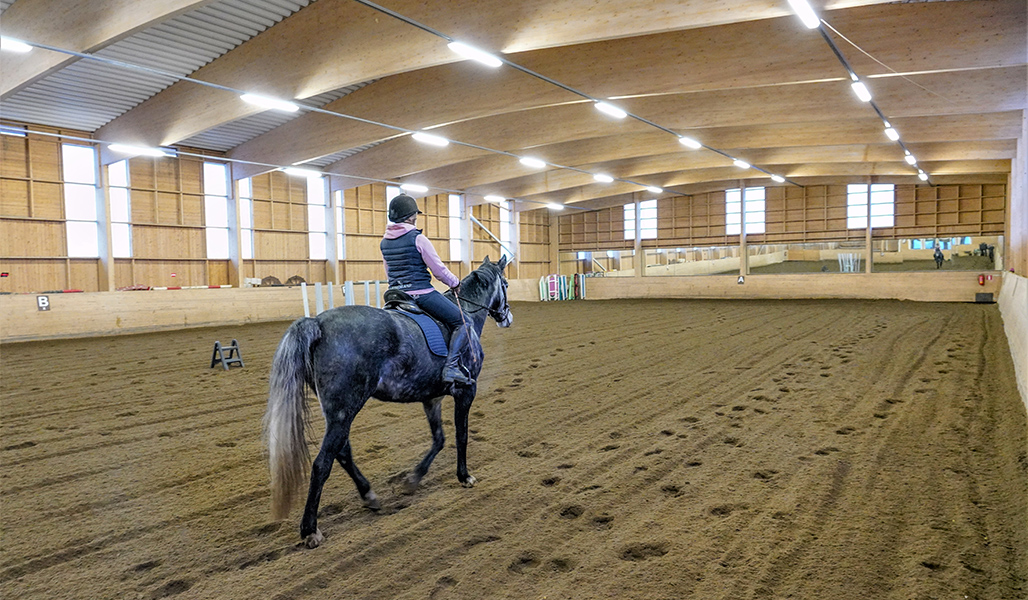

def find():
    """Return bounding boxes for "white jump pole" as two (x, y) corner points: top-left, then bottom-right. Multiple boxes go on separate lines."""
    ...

(344, 281), (355, 306)
(315, 282), (324, 315)
(301, 282), (310, 317)
(328, 281), (334, 308)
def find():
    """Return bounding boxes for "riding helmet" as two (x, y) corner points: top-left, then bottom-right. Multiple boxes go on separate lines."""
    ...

(388, 194), (422, 223)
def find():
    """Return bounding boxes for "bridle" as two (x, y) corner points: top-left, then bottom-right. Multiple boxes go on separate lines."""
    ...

(454, 277), (510, 322)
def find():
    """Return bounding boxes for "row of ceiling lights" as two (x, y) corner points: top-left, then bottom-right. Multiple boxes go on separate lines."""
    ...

(787, 0), (929, 182)
(0, 0), (931, 211)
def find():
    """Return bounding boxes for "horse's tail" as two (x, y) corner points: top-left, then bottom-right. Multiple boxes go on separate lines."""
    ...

(263, 317), (321, 521)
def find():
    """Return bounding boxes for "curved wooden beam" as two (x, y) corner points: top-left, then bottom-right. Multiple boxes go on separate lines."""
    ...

(323, 68), (1023, 186)
(228, 0), (1023, 178)
(0, 0), (214, 97)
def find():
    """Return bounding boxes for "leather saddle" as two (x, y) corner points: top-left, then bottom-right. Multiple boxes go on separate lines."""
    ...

(382, 289), (450, 357)
(383, 289), (422, 313)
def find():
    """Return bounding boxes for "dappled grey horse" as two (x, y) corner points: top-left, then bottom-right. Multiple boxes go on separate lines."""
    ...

(263, 257), (512, 548)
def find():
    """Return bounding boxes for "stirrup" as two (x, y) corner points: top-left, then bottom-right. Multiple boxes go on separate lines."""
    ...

(443, 365), (474, 386)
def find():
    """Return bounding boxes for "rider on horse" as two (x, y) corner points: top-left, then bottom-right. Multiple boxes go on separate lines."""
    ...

(381, 194), (475, 385)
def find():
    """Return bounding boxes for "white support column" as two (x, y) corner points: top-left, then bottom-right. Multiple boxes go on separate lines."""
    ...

(96, 159), (115, 291)
(463, 197), (474, 272)
(227, 164), (242, 288)
(633, 196), (643, 277)
(740, 180), (749, 276)
(865, 184), (873, 273)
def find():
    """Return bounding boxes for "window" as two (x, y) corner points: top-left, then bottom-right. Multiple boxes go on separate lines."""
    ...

(911, 239), (923, 250)
(108, 160), (132, 257)
(726, 187), (765, 235)
(306, 175), (327, 260)
(203, 162), (230, 259)
(448, 194), (463, 262)
(847, 183), (895, 229)
(62, 144), (99, 257)
(624, 199), (657, 240)
(238, 178), (254, 259)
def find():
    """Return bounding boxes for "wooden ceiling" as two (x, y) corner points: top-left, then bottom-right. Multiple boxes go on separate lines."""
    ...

(2, 0), (1024, 211)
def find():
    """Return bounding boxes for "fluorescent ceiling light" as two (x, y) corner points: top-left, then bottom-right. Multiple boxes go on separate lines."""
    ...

(484, 195), (506, 203)
(918, 172), (928, 181)
(0, 37), (33, 53)
(519, 157), (546, 169)
(108, 143), (173, 157)
(240, 93), (299, 113)
(733, 159), (750, 169)
(884, 127), (900, 141)
(593, 173), (614, 183)
(646, 186), (663, 194)
(412, 132), (449, 147)
(594, 101), (627, 119)
(401, 183), (428, 193)
(282, 167), (321, 178)
(447, 42), (502, 68)
(547, 203), (565, 211)
(679, 136), (702, 149)
(904, 154), (917, 165)
(787, 0), (821, 29)
(771, 174), (786, 183)
(850, 81), (872, 102)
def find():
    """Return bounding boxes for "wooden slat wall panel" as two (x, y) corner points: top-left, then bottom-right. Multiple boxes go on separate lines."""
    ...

(0, 258), (67, 292)
(557, 205), (629, 252)
(0, 125), (91, 292)
(519, 209), (551, 279)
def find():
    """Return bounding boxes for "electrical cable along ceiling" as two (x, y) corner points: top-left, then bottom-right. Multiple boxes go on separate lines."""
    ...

(0, 0), (1023, 211)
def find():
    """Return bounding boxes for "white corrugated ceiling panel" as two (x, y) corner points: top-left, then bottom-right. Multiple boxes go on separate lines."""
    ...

(180, 81), (375, 152)
(0, 0), (312, 132)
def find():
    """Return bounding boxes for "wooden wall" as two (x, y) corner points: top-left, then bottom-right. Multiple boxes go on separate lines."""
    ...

(518, 209), (552, 280)
(1, 126), (100, 292)
(244, 170), (324, 285)
(558, 183), (1008, 251)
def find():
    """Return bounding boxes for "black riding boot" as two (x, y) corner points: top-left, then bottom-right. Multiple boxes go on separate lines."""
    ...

(442, 326), (474, 385)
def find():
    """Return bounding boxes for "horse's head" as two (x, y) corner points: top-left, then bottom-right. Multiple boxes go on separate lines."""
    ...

(476, 256), (513, 328)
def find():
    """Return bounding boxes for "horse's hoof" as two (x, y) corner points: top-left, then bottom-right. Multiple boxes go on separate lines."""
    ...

(402, 475), (421, 495)
(304, 529), (324, 549)
(363, 491), (381, 511)
(461, 475), (477, 488)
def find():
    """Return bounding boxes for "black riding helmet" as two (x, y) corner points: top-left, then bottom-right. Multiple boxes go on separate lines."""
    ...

(388, 194), (422, 223)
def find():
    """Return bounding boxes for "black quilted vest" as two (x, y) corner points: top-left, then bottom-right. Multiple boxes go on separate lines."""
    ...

(381, 229), (433, 291)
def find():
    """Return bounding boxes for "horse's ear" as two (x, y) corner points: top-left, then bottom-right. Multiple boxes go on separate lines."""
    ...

(498, 255), (508, 271)
(482, 256), (491, 266)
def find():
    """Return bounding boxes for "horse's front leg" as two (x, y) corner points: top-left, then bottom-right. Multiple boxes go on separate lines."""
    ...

(453, 384), (477, 487)
(404, 396), (445, 493)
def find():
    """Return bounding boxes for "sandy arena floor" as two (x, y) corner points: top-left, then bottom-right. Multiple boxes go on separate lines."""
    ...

(1, 299), (1025, 600)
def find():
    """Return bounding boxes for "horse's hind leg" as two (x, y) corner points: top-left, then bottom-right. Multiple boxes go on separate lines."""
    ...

(300, 421), (350, 548)
(404, 397), (445, 493)
(335, 439), (380, 510)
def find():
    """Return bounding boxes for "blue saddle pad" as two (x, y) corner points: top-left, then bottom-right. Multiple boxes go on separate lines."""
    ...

(395, 309), (448, 357)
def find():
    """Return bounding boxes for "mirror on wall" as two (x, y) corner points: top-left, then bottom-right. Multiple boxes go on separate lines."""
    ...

(643, 246), (742, 277)
(871, 236), (1003, 272)
(558, 250), (635, 276)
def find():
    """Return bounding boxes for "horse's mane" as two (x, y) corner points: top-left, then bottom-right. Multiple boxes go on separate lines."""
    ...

(446, 263), (502, 303)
